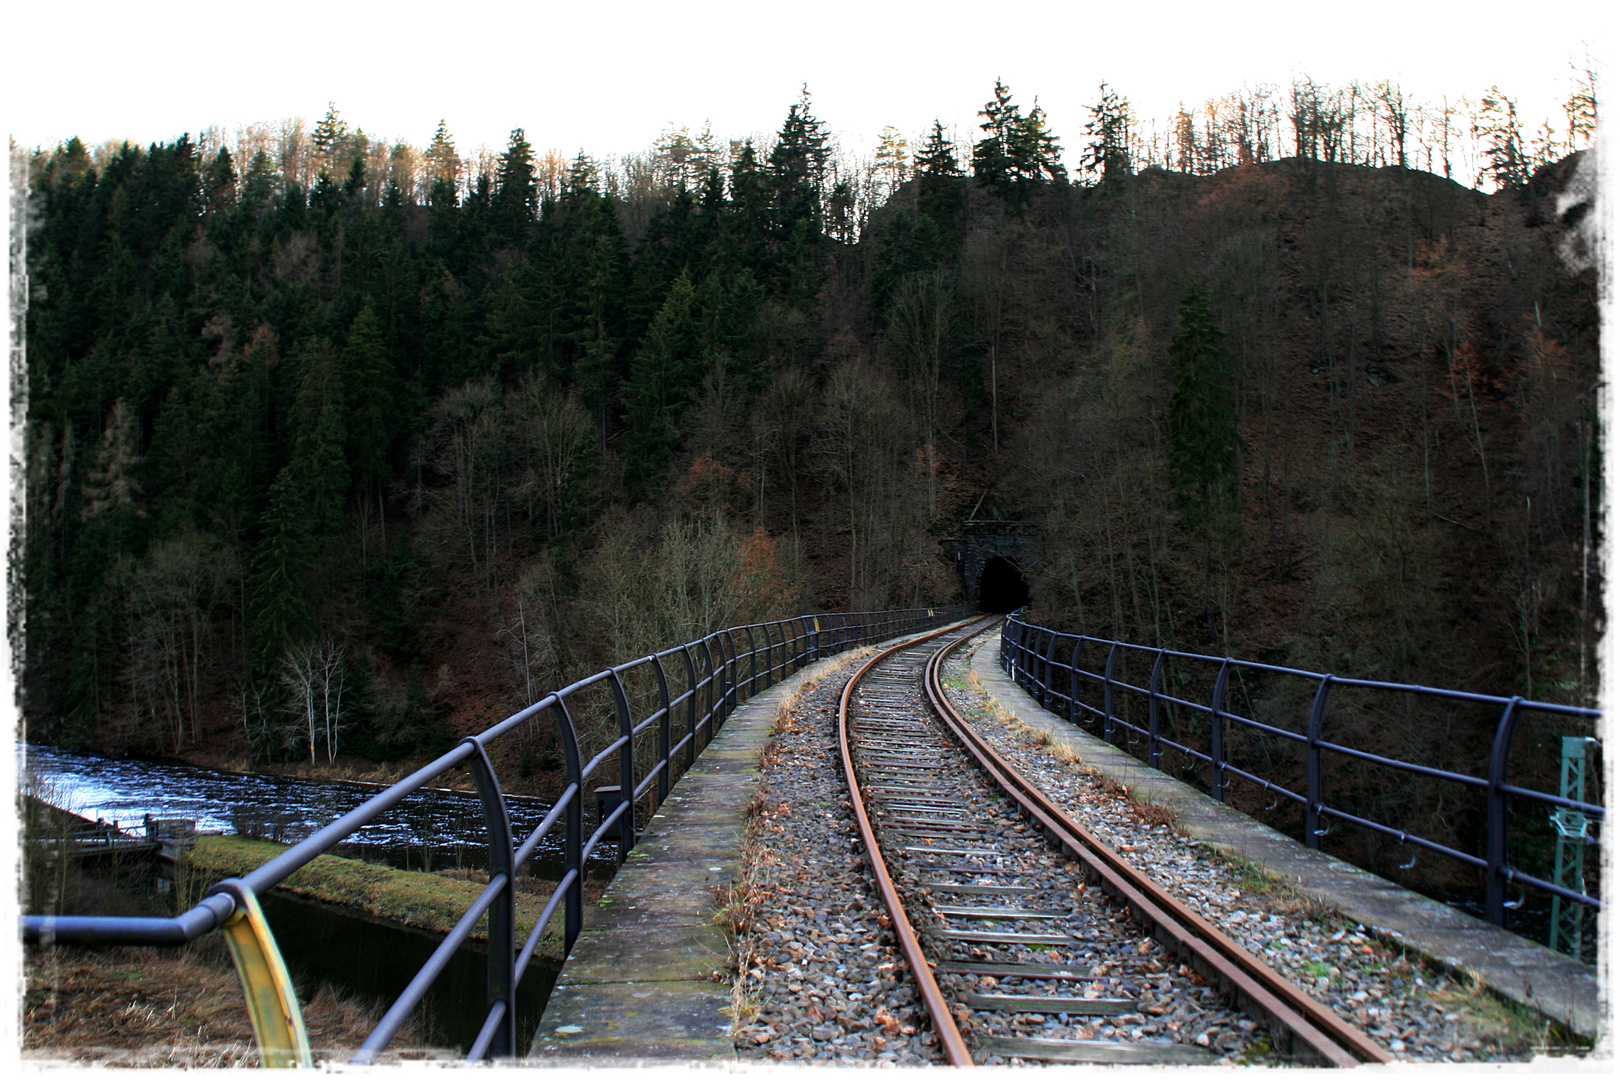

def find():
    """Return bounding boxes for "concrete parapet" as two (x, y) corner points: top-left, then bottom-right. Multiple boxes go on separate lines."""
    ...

(531, 624), (969, 1062)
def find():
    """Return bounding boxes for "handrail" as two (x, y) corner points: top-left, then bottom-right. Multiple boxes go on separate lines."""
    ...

(21, 603), (972, 1064)
(998, 611), (1603, 935)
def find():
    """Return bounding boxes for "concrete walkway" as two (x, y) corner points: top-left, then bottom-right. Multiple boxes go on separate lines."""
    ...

(532, 624), (968, 1062)
(967, 632), (1607, 1044)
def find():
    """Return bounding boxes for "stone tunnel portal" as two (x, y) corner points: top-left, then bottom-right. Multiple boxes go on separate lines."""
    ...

(977, 556), (1030, 613)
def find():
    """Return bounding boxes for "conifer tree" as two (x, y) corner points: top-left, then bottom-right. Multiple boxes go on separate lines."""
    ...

(973, 80), (1021, 197)
(492, 128), (537, 246)
(914, 121), (967, 256)
(287, 341), (350, 538)
(343, 306), (393, 507)
(311, 103), (349, 169)
(1474, 87), (1527, 190)
(1083, 83), (1133, 184)
(626, 271), (703, 482)
(768, 87), (832, 232)
(973, 81), (1063, 208)
(204, 147), (236, 215)
(1167, 283), (1238, 523)
(1012, 102), (1066, 183)
(873, 126), (910, 196)
(425, 119), (460, 190)
(729, 140), (772, 234)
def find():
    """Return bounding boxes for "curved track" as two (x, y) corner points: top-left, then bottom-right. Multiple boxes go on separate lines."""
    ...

(838, 620), (1393, 1067)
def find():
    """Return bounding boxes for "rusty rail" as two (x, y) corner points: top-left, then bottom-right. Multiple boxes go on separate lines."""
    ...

(924, 627), (1391, 1066)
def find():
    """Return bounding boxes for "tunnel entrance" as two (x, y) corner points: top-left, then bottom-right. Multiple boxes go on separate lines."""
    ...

(977, 556), (1030, 613)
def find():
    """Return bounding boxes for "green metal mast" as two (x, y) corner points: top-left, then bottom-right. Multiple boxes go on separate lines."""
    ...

(1548, 736), (1594, 958)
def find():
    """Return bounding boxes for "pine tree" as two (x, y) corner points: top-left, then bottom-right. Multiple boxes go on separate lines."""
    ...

(729, 140), (771, 233)
(343, 306), (393, 502)
(425, 119), (460, 190)
(915, 121), (967, 252)
(204, 147), (236, 215)
(973, 81), (1062, 208)
(873, 126), (910, 196)
(236, 150), (277, 220)
(1474, 87), (1527, 190)
(343, 155), (367, 201)
(492, 128), (537, 246)
(311, 103), (350, 170)
(769, 88), (831, 239)
(915, 121), (962, 180)
(1167, 283), (1239, 523)
(625, 271), (703, 483)
(973, 80), (1021, 198)
(1012, 102), (1066, 184)
(286, 341), (349, 537)
(1083, 83), (1133, 184)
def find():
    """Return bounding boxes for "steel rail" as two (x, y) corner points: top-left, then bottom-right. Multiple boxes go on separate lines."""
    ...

(923, 628), (1392, 1067)
(838, 619), (984, 1068)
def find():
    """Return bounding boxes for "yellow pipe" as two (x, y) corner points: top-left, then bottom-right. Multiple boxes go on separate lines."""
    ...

(219, 884), (311, 1068)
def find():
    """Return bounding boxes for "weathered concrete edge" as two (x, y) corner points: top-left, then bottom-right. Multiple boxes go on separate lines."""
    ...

(532, 621), (974, 1062)
(966, 633), (1609, 1045)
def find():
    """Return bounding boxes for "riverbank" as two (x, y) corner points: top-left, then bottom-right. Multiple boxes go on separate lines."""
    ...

(22, 834), (598, 1064)
(183, 836), (597, 950)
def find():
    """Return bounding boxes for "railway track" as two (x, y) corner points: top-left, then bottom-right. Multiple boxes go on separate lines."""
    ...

(838, 619), (1393, 1066)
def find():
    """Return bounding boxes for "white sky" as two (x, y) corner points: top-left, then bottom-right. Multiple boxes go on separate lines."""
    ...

(3, 1), (1611, 172)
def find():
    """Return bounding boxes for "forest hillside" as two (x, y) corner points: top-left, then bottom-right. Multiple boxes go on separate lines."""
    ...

(18, 81), (1601, 788)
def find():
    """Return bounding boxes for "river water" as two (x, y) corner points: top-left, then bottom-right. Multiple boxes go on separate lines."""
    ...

(19, 743), (611, 875)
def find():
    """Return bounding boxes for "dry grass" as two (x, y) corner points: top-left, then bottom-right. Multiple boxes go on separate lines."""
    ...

(772, 675), (822, 736)
(22, 944), (440, 1067)
(1091, 770), (1179, 828)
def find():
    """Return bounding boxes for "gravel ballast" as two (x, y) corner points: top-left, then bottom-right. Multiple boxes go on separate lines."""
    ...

(726, 627), (1581, 1065)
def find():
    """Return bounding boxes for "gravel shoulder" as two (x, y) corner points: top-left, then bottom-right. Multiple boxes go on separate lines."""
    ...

(943, 631), (1586, 1065)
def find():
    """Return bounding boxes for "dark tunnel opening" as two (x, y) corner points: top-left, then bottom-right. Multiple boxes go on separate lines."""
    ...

(977, 556), (1030, 613)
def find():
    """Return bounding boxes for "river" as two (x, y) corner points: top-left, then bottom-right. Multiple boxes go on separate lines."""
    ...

(18, 743), (612, 875)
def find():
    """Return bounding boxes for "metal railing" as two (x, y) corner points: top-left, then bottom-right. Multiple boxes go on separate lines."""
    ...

(998, 611), (1603, 937)
(22, 604), (971, 1065)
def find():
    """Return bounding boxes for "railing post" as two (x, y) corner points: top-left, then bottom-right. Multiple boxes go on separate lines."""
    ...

(681, 646), (699, 772)
(698, 636), (719, 753)
(1147, 651), (1166, 769)
(745, 625), (759, 699)
(718, 631), (737, 721)
(1102, 643), (1120, 743)
(610, 673), (636, 860)
(1009, 619), (1025, 685)
(210, 879), (311, 1067)
(1041, 631), (1060, 709)
(1069, 637), (1083, 725)
(763, 621), (778, 687)
(462, 738), (516, 1058)
(652, 656), (672, 805)
(1209, 659), (1232, 803)
(553, 697), (584, 953)
(1305, 676), (1333, 850)
(1486, 697), (1524, 926)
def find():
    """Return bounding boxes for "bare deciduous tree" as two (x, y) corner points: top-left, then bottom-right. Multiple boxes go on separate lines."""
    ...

(280, 636), (349, 764)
